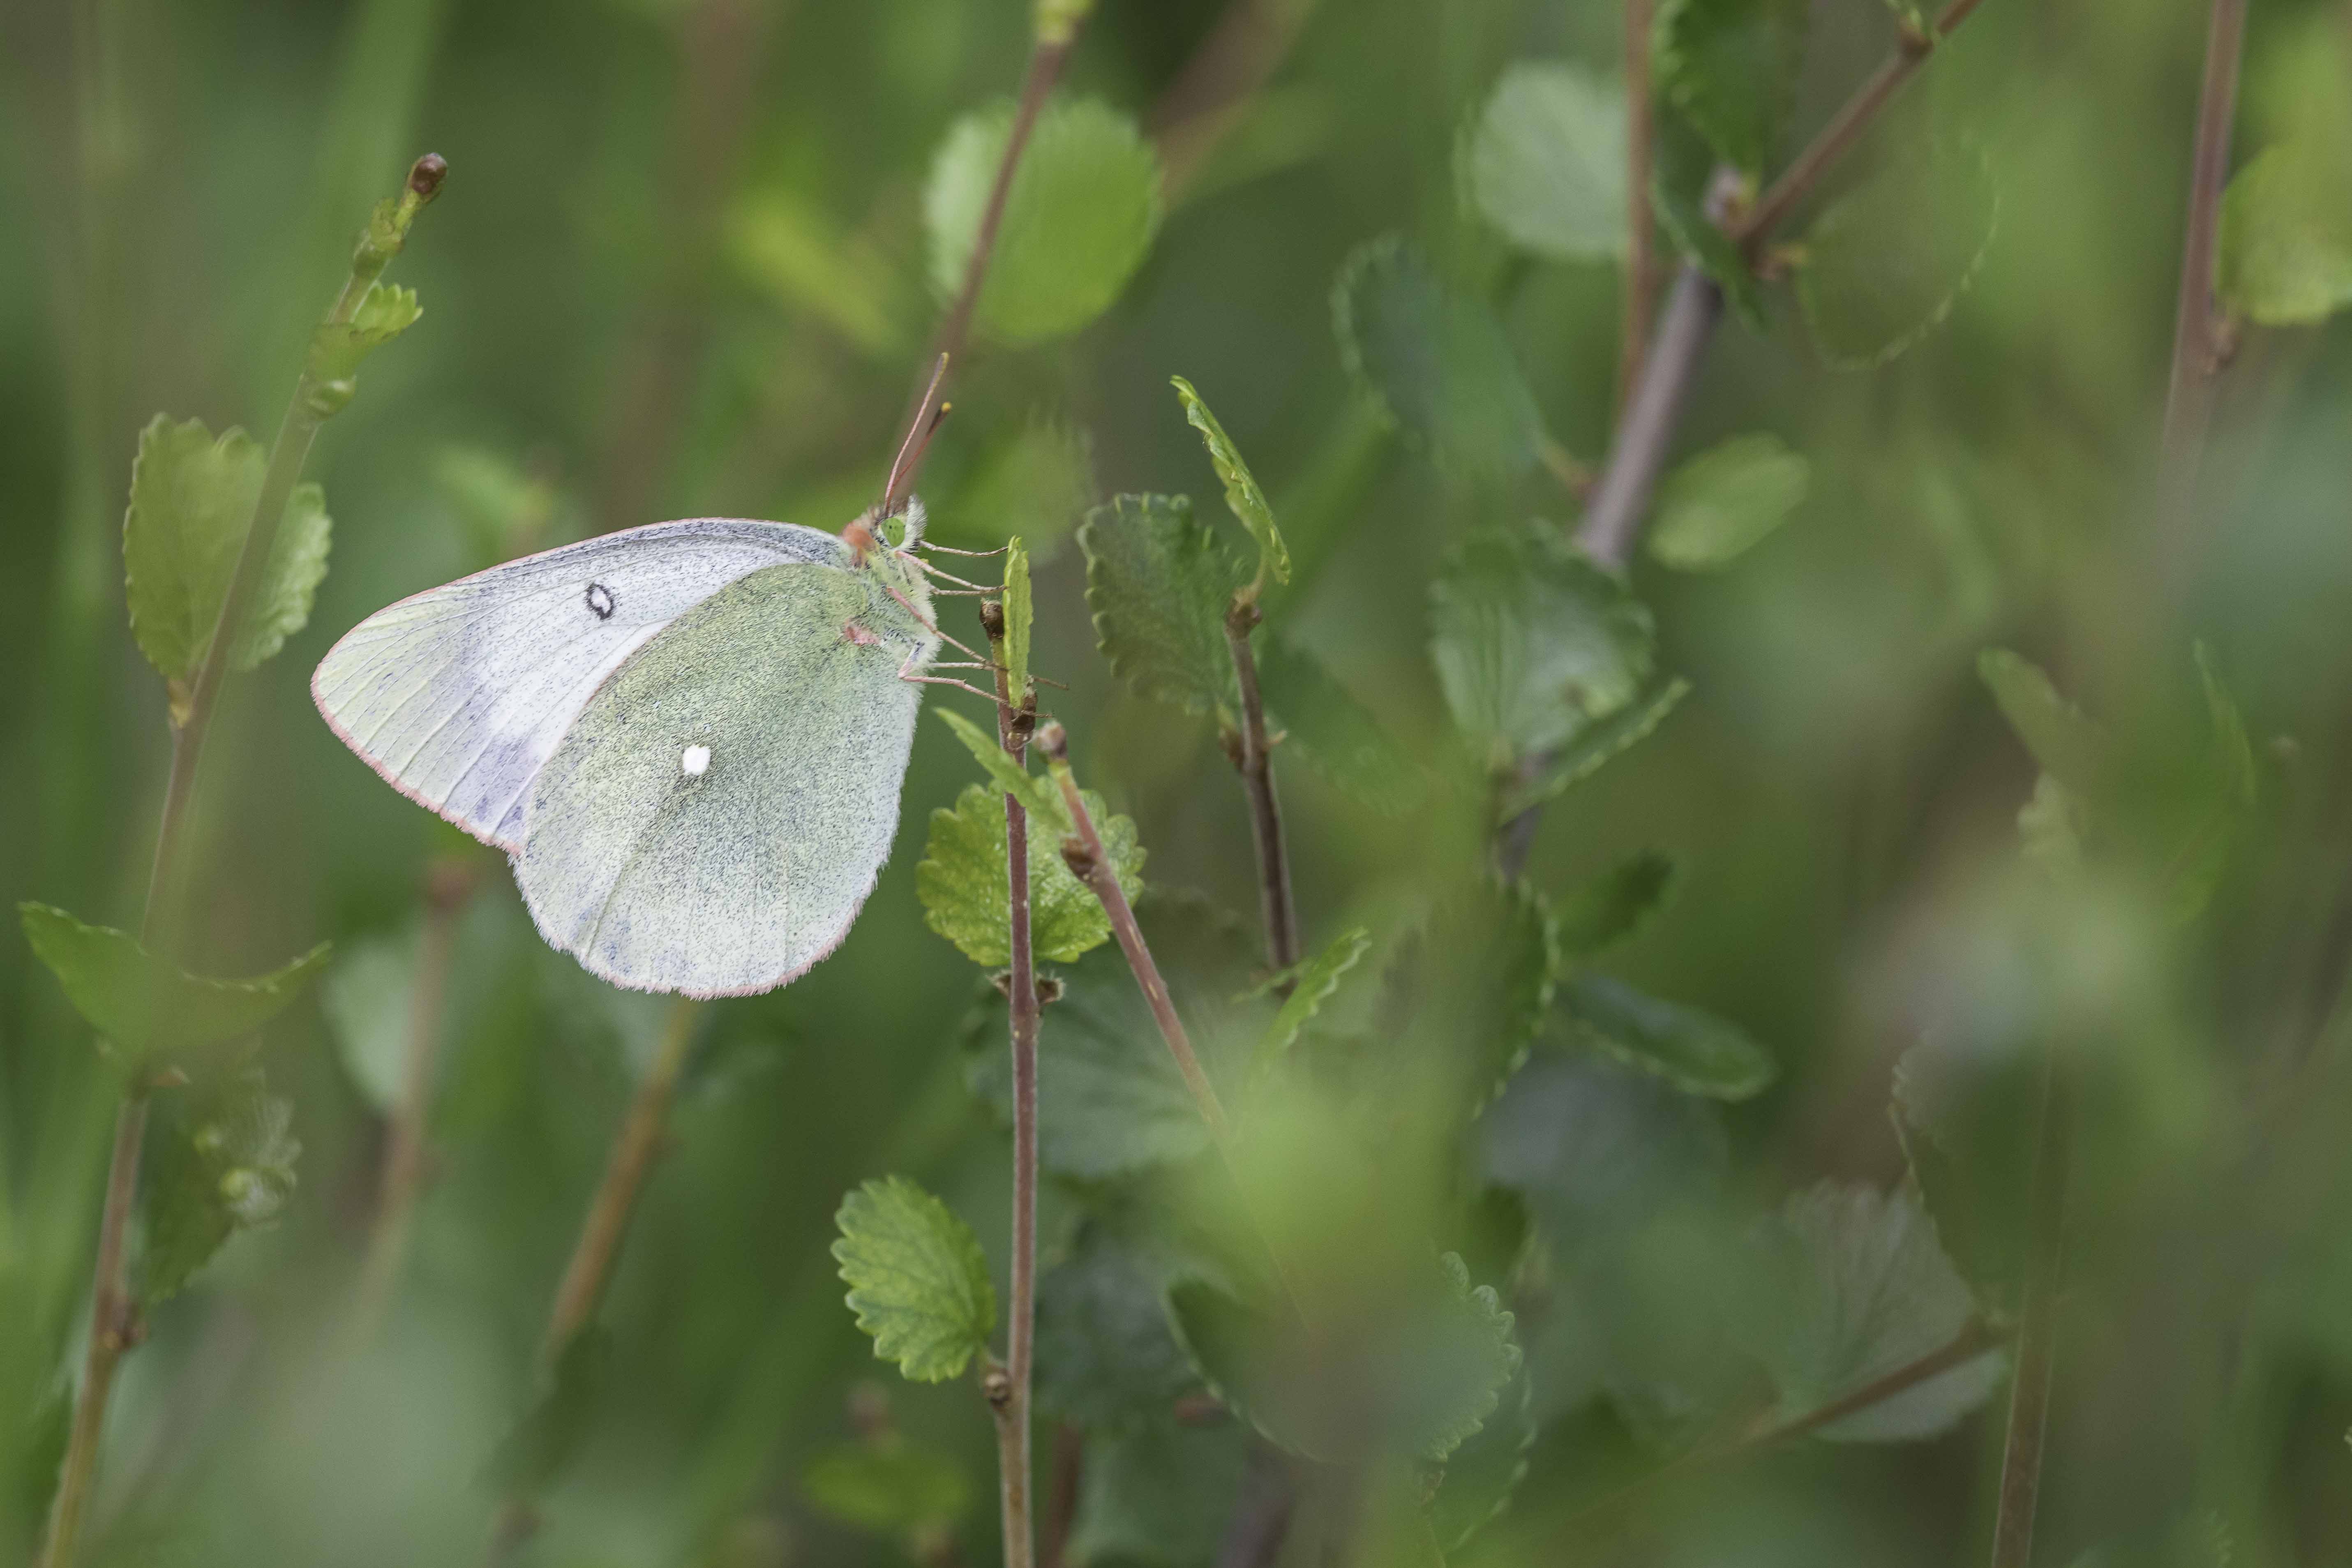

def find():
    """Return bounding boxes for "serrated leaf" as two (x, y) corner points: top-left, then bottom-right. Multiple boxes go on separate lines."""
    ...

(801, 1440), (972, 1535)
(832, 1176), (997, 1383)
(1168, 1252), (1520, 1464)
(484, 1326), (610, 1495)
(918, 783), (1145, 968)
(1428, 1362), (1535, 1552)
(933, 707), (1069, 833)
(1334, 236), (1548, 486)
(1002, 537), (1033, 699)
(20, 903), (329, 1069)
(123, 415), (334, 681)
(1649, 433), (1808, 570)
(320, 928), (419, 1114)
(925, 96), (1162, 344)
(1173, 376), (1289, 588)
(1253, 926), (1372, 1079)
(1378, 879), (1563, 1115)
(1431, 521), (1655, 771)
(1892, 1037), (2038, 1313)
(307, 281), (424, 384)
(1035, 1225), (1205, 1431)
(1500, 676), (1691, 819)
(2217, 141), (2352, 326)
(1978, 649), (2104, 797)
(1460, 61), (1627, 261)
(1555, 851), (1679, 958)
(1796, 140), (1999, 367)
(1078, 493), (1245, 717)
(138, 1066), (300, 1305)
(1558, 973), (1777, 1102)
(1655, 0), (1810, 176)
(1067, 1418), (1251, 1568)
(1733, 1182), (2005, 1441)
(1254, 633), (1425, 814)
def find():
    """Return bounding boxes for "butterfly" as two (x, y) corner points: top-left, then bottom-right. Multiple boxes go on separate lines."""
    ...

(312, 503), (963, 998)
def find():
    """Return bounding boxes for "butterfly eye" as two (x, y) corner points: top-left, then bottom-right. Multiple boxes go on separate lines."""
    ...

(585, 582), (616, 620)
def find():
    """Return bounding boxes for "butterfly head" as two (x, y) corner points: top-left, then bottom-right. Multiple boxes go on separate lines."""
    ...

(840, 496), (927, 564)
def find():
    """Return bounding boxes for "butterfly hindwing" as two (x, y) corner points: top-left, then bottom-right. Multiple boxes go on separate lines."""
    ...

(312, 519), (847, 849)
(515, 557), (937, 996)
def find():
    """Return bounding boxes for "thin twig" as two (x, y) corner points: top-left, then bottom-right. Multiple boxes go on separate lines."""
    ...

(349, 854), (479, 1339)
(2153, 0), (2252, 584)
(1988, 1047), (2073, 1568)
(1620, 0), (1657, 409)
(983, 598), (1040, 1568)
(37, 154), (445, 1568)
(1222, 599), (1300, 988)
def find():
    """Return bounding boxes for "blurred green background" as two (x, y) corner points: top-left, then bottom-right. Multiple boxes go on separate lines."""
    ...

(5, 0), (2352, 1564)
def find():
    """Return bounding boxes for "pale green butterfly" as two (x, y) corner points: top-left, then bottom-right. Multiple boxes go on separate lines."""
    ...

(313, 501), (960, 997)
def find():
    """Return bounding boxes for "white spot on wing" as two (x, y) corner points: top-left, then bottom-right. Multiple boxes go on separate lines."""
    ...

(681, 744), (711, 777)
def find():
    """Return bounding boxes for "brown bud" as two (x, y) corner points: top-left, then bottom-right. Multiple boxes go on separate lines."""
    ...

(1036, 721), (1069, 761)
(408, 153), (448, 201)
(981, 1367), (1013, 1410)
(979, 600), (1006, 641)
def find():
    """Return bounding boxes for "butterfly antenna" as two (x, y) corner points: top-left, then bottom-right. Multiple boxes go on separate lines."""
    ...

(882, 354), (951, 520)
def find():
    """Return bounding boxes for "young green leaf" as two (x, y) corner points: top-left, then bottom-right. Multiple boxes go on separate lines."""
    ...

(1459, 61), (1627, 261)
(1655, 0), (1811, 176)
(1001, 536), (1033, 700)
(1430, 521), (1655, 771)
(20, 903), (330, 1069)
(932, 707), (1069, 832)
(832, 1176), (998, 1383)
(801, 1440), (973, 1536)
(1253, 633), (1425, 815)
(1252, 925), (1372, 1078)
(1733, 1182), (2005, 1441)
(2216, 140), (2352, 326)
(138, 1067), (300, 1305)
(1555, 850), (1680, 958)
(1978, 649), (2104, 797)
(1558, 973), (1777, 1102)
(1034, 1225), (1205, 1432)
(1172, 376), (1289, 588)
(307, 281), (424, 386)
(1077, 493), (1246, 718)
(122, 415), (334, 682)
(1427, 1363), (1535, 1552)
(1499, 676), (1691, 819)
(1649, 433), (1809, 570)
(925, 96), (1163, 344)
(918, 782), (1146, 968)
(1796, 140), (2000, 367)
(1333, 236), (1549, 487)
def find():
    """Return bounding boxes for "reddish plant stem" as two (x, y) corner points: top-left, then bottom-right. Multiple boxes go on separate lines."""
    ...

(1223, 599), (1300, 987)
(1620, 0), (1658, 409)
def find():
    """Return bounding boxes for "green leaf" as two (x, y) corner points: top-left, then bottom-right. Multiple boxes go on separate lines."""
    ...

(932, 707), (1069, 833)
(122, 415), (335, 682)
(1459, 61), (1627, 261)
(1333, 236), (1548, 486)
(1427, 1362), (1535, 1552)
(1655, 0), (1811, 176)
(801, 1440), (973, 1535)
(832, 1176), (997, 1383)
(1254, 633), (1426, 815)
(1796, 140), (2000, 367)
(1078, 493), (1246, 718)
(1555, 851), (1679, 958)
(307, 281), (424, 385)
(942, 416), (1097, 555)
(1430, 521), (1655, 771)
(1173, 376), (1290, 588)
(1253, 926), (1373, 1079)
(1035, 1225), (1205, 1431)
(1498, 676), (1691, 819)
(1892, 1038), (2038, 1313)
(1067, 1418), (1251, 1568)
(484, 1326), (611, 1496)
(1374, 879), (1563, 1116)
(1649, 433), (1809, 570)
(20, 903), (330, 1069)
(1485, 1053), (1728, 1251)
(320, 928), (419, 1114)
(138, 1067), (300, 1305)
(1733, 1182), (2005, 1441)
(917, 783), (1146, 968)
(1977, 649), (2104, 797)
(2217, 141), (2352, 326)
(1558, 973), (1777, 1102)
(1002, 537), (1033, 699)
(1168, 1252), (1521, 1463)
(925, 96), (1163, 344)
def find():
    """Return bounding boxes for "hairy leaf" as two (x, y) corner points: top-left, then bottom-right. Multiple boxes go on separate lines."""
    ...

(122, 414), (333, 681)
(1334, 236), (1547, 486)
(2216, 141), (2352, 326)
(1431, 521), (1655, 771)
(1978, 649), (2104, 797)
(932, 707), (1069, 834)
(801, 1440), (972, 1534)
(1500, 677), (1691, 819)
(1796, 141), (2000, 367)
(1558, 973), (1777, 1102)
(1555, 851), (1680, 958)
(926, 96), (1162, 344)
(1002, 536), (1033, 700)
(1461, 61), (1627, 261)
(138, 1067), (300, 1305)
(1650, 433), (1809, 570)
(918, 782), (1145, 968)
(1078, 493), (1245, 717)
(833, 1176), (997, 1382)
(1173, 375), (1289, 587)
(1253, 926), (1373, 1080)
(1734, 1182), (2005, 1441)
(307, 281), (424, 385)
(1655, 0), (1810, 176)
(1254, 633), (1425, 814)
(20, 903), (329, 1069)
